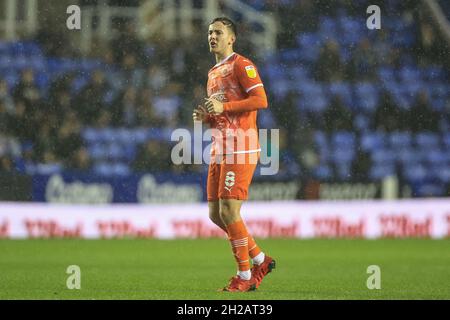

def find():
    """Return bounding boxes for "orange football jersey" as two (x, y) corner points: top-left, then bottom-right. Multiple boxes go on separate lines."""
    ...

(206, 52), (266, 156)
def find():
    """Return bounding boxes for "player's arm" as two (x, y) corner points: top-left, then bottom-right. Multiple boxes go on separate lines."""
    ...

(223, 59), (268, 113)
(204, 87), (267, 115)
(223, 86), (267, 113)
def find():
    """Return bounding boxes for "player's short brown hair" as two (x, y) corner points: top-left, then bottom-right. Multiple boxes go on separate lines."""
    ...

(210, 17), (237, 37)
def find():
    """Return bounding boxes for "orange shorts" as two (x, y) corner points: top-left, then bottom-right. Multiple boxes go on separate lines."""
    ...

(207, 152), (259, 201)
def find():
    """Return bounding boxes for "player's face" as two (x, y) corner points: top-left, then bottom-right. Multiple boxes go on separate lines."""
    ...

(208, 22), (234, 54)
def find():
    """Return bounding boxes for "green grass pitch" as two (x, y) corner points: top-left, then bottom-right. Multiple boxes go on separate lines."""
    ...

(1, 239), (449, 299)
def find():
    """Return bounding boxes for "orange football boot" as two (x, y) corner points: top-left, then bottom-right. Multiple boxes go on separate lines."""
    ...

(251, 256), (276, 288)
(220, 276), (257, 292)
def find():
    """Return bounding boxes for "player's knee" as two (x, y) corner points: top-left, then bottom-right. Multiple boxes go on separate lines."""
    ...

(209, 211), (221, 226)
(219, 202), (239, 223)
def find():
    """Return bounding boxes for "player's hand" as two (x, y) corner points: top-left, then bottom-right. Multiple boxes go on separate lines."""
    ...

(193, 105), (208, 122)
(204, 97), (224, 115)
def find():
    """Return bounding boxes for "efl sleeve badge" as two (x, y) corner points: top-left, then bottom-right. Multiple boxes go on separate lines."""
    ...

(245, 65), (257, 79)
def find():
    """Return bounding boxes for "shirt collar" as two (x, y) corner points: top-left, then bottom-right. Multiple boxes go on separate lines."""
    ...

(214, 52), (236, 68)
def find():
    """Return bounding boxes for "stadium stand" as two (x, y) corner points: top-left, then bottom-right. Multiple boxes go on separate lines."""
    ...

(0, 0), (448, 197)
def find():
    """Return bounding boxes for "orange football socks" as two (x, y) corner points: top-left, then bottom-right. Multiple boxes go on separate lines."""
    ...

(226, 220), (251, 275)
(248, 234), (262, 259)
(222, 223), (262, 262)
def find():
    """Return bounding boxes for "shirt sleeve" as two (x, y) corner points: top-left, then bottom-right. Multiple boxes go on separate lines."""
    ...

(234, 57), (264, 94)
(222, 58), (268, 113)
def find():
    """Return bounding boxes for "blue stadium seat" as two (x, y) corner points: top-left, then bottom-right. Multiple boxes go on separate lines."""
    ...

(35, 72), (50, 90)
(88, 143), (108, 160)
(314, 131), (328, 149)
(116, 128), (134, 144)
(431, 83), (448, 99)
(0, 55), (11, 69)
(29, 56), (46, 71)
(354, 82), (379, 112)
(360, 132), (386, 152)
(258, 109), (277, 129)
(415, 133), (440, 149)
(333, 148), (355, 164)
(389, 131), (412, 149)
(296, 33), (322, 62)
(378, 67), (395, 82)
(443, 133), (450, 148)
(424, 66), (445, 81)
(107, 143), (123, 160)
(280, 49), (302, 63)
(122, 144), (137, 162)
(332, 131), (355, 148)
(0, 42), (9, 55)
(296, 32), (320, 48)
(431, 97), (446, 111)
(162, 127), (175, 141)
(93, 163), (114, 176)
(385, 81), (411, 109)
(313, 165), (333, 180)
(47, 58), (79, 76)
(99, 128), (118, 143)
(371, 148), (396, 165)
(404, 81), (424, 98)
(319, 16), (339, 36)
(317, 147), (332, 164)
(369, 164), (396, 180)
(94, 162), (130, 176)
(396, 148), (420, 164)
(414, 182), (446, 197)
(384, 17), (405, 31)
(434, 165), (450, 183)
(71, 75), (89, 94)
(280, 150), (301, 177)
(412, 149), (429, 163)
(328, 82), (353, 107)
(34, 163), (63, 175)
(80, 59), (103, 72)
(3, 72), (20, 89)
(425, 150), (448, 165)
(354, 114), (371, 133)
(10, 55), (28, 70)
(133, 128), (148, 144)
(147, 128), (164, 141)
(11, 41), (42, 56)
(297, 82), (328, 112)
(439, 117), (450, 133)
(339, 17), (364, 45)
(271, 79), (290, 99)
(400, 66), (421, 83)
(82, 128), (101, 144)
(339, 47), (352, 63)
(314, 131), (330, 162)
(392, 30), (416, 47)
(403, 164), (427, 182)
(113, 163), (131, 176)
(288, 66), (309, 80)
(263, 65), (284, 80)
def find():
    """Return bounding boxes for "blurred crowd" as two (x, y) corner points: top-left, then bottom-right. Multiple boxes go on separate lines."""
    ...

(0, 0), (448, 184)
